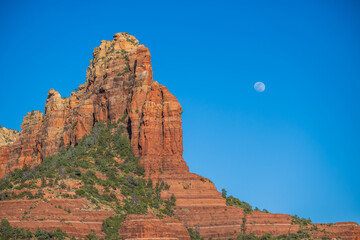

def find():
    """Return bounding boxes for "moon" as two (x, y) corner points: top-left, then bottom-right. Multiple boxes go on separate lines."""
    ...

(254, 82), (265, 92)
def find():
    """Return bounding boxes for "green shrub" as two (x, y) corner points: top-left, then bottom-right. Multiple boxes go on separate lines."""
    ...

(15, 181), (39, 190)
(34, 227), (68, 239)
(187, 227), (203, 240)
(260, 233), (275, 240)
(0, 219), (12, 239)
(0, 219), (68, 240)
(162, 194), (176, 216)
(59, 181), (67, 189)
(221, 188), (227, 198)
(123, 65), (130, 74)
(236, 233), (259, 240)
(75, 189), (86, 196)
(226, 195), (253, 214)
(85, 230), (98, 240)
(0, 122), (177, 237)
(291, 214), (312, 226)
(102, 215), (124, 239)
(0, 179), (13, 191)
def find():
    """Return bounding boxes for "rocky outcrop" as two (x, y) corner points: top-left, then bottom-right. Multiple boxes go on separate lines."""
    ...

(0, 33), (359, 239)
(0, 33), (181, 178)
(0, 126), (20, 147)
(0, 126), (20, 180)
(0, 111), (43, 178)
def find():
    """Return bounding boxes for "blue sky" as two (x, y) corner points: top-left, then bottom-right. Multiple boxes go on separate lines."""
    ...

(1, 0), (359, 223)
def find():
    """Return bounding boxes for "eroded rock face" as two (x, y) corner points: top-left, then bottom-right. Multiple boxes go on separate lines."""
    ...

(0, 126), (20, 178)
(1, 33), (359, 239)
(0, 111), (43, 178)
(0, 126), (20, 147)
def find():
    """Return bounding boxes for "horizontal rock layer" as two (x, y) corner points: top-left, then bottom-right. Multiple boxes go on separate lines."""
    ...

(119, 214), (190, 239)
(0, 199), (113, 238)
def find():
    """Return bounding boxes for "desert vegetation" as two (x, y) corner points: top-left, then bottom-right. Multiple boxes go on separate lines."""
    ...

(222, 188), (265, 214)
(0, 122), (176, 239)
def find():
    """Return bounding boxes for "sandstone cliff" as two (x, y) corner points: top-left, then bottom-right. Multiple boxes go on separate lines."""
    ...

(0, 33), (359, 239)
(0, 126), (20, 147)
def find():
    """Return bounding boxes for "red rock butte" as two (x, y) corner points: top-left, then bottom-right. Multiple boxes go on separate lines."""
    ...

(0, 33), (359, 239)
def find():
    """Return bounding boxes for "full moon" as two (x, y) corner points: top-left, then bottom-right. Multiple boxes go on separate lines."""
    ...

(254, 82), (265, 92)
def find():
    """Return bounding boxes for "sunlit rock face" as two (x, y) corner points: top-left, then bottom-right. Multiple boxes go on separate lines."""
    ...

(0, 32), (181, 178)
(0, 126), (20, 147)
(0, 33), (359, 239)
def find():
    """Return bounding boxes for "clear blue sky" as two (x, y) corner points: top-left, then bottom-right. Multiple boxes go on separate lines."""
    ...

(1, 0), (359, 224)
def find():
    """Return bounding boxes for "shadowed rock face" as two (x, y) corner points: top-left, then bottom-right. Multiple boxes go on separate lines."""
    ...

(0, 33), (359, 239)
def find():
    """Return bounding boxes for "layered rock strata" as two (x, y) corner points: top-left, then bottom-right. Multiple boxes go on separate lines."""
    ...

(118, 214), (190, 239)
(0, 199), (113, 238)
(0, 33), (359, 239)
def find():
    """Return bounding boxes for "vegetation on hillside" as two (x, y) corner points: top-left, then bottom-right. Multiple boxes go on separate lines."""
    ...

(187, 226), (336, 240)
(0, 123), (341, 240)
(0, 219), (68, 240)
(221, 188), (267, 214)
(216, 189), (339, 240)
(291, 214), (312, 227)
(0, 122), (176, 239)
